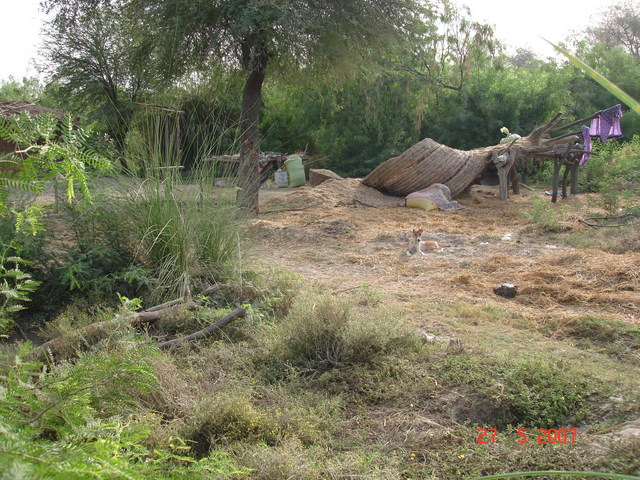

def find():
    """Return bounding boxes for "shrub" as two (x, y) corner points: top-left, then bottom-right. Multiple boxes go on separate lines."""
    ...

(521, 196), (568, 232)
(437, 353), (593, 427)
(182, 394), (282, 456)
(0, 340), (244, 479)
(272, 294), (420, 373)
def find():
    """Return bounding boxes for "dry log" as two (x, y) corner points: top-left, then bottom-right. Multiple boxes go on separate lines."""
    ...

(33, 285), (227, 362)
(158, 307), (247, 349)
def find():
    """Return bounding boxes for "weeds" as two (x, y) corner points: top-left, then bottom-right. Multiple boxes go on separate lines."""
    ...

(522, 196), (568, 232)
(0, 339), (243, 479)
(107, 105), (247, 302)
(541, 315), (640, 360)
(271, 294), (420, 374)
(563, 226), (640, 253)
(436, 353), (594, 427)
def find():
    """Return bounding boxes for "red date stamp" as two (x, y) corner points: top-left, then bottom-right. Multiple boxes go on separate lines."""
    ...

(477, 428), (577, 444)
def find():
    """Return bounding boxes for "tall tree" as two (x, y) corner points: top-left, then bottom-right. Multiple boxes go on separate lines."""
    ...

(399, 1), (501, 93)
(42, 0), (167, 167)
(586, 0), (640, 58)
(150, 0), (427, 214)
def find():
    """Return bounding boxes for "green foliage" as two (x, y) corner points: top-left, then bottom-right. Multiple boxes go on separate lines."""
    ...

(42, 0), (171, 156)
(579, 135), (640, 204)
(56, 245), (151, 296)
(113, 174), (244, 302)
(0, 113), (112, 206)
(563, 226), (640, 253)
(272, 294), (419, 373)
(183, 395), (282, 455)
(110, 107), (247, 301)
(0, 77), (45, 103)
(0, 341), (243, 479)
(549, 40), (640, 115)
(541, 315), (640, 360)
(521, 197), (568, 232)
(0, 248), (40, 335)
(437, 353), (593, 427)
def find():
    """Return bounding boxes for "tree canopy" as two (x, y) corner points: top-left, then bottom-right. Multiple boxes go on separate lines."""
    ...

(31, 0), (640, 183)
(137, 0), (428, 212)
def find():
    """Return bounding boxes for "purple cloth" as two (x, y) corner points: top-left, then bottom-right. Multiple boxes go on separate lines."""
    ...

(589, 104), (623, 142)
(580, 125), (591, 166)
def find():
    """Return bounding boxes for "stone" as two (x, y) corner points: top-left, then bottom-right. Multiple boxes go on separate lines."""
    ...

(493, 283), (518, 298)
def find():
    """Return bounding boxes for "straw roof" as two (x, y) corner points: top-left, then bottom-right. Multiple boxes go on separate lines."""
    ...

(0, 100), (63, 119)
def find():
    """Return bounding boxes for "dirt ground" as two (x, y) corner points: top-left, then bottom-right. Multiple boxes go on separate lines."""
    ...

(253, 178), (639, 327)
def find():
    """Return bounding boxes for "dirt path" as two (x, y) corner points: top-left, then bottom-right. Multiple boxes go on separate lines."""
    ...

(254, 179), (639, 325)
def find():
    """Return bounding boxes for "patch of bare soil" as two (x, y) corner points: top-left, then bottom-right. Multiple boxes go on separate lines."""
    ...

(253, 178), (639, 324)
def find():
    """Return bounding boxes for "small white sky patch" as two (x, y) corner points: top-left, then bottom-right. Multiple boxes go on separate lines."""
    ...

(0, 0), (44, 81)
(463, 0), (605, 57)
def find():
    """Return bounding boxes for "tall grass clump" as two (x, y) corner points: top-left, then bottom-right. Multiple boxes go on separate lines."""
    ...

(271, 293), (420, 374)
(114, 105), (245, 302)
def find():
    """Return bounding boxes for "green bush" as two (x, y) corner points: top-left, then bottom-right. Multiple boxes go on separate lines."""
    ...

(582, 135), (640, 195)
(272, 294), (420, 373)
(437, 353), (593, 427)
(521, 196), (568, 232)
(182, 395), (283, 456)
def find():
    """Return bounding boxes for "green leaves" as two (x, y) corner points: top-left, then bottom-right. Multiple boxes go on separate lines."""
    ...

(0, 112), (113, 205)
(0, 251), (41, 335)
(0, 339), (243, 479)
(0, 113), (113, 333)
(546, 39), (640, 115)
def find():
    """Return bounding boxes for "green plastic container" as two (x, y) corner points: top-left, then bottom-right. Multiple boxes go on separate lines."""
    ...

(284, 155), (305, 187)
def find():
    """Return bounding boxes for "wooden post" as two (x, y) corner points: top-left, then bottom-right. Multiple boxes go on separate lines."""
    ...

(494, 150), (516, 200)
(561, 160), (571, 198)
(510, 166), (520, 195)
(551, 157), (561, 203)
(570, 161), (580, 195)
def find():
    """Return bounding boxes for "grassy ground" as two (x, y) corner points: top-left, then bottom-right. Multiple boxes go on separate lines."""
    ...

(4, 179), (639, 479)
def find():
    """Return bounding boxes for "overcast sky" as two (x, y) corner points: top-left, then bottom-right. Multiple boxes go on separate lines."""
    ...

(0, 0), (607, 82)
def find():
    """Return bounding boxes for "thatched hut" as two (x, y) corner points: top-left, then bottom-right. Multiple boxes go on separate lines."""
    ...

(362, 113), (595, 202)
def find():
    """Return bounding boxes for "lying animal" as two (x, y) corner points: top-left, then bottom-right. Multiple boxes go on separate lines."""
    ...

(406, 228), (440, 256)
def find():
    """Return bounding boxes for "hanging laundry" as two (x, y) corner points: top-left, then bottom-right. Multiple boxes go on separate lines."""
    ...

(580, 125), (592, 166)
(589, 104), (623, 142)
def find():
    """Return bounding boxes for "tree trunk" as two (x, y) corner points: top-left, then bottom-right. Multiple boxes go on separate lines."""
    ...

(237, 47), (269, 215)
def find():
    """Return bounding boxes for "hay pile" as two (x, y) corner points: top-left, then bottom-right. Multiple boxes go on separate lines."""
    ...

(260, 178), (400, 213)
(435, 250), (639, 315)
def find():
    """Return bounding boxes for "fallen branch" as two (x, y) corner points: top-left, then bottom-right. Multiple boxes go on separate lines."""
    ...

(33, 285), (227, 362)
(158, 307), (247, 349)
(580, 212), (640, 228)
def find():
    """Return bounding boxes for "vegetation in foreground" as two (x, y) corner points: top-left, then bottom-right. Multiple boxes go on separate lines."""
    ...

(0, 1), (639, 478)
(2, 280), (639, 479)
